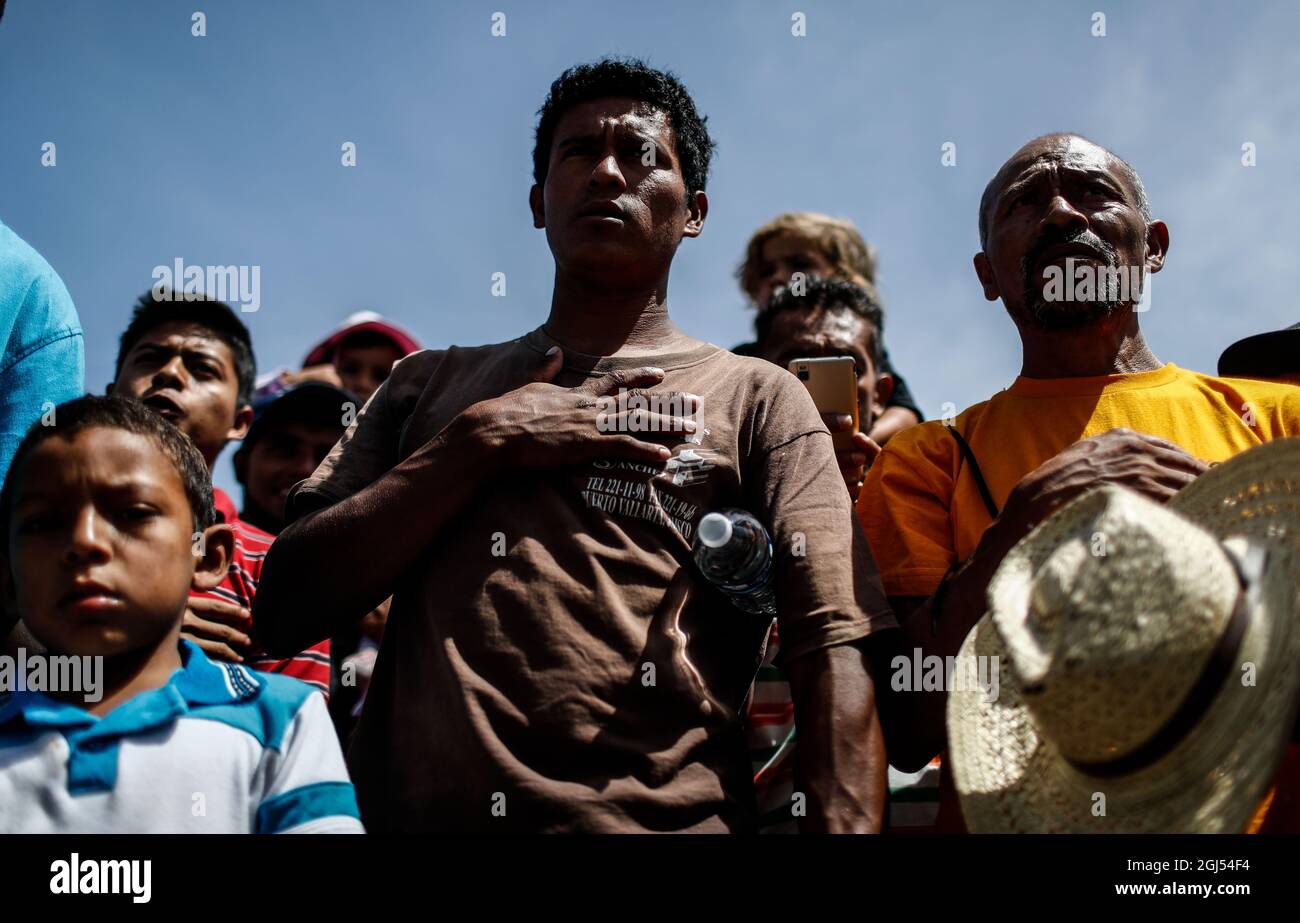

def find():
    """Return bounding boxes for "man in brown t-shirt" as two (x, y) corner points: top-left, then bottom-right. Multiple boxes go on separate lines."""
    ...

(254, 58), (897, 833)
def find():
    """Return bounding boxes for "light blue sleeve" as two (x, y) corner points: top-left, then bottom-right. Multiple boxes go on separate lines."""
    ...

(253, 687), (364, 834)
(0, 329), (85, 488)
(0, 224), (86, 490)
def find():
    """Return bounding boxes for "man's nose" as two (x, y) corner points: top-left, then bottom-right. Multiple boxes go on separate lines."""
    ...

(589, 152), (627, 190)
(64, 507), (111, 565)
(1041, 194), (1088, 233)
(151, 355), (188, 389)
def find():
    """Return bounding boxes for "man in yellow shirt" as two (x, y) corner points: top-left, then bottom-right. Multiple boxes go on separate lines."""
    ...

(856, 133), (1300, 829)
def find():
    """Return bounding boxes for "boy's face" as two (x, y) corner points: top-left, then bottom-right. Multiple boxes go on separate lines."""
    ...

(238, 421), (342, 532)
(3, 427), (230, 658)
(751, 235), (836, 309)
(336, 341), (403, 404)
(112, 321), (252, 469)
(530, 96), (706, 284)
(760, 308), (893, 431)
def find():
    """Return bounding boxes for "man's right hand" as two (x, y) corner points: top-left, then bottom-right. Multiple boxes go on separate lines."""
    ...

(884, 429), (1208, 770)
(989, 428), (1208, 558)
(457, 346), (697, 470)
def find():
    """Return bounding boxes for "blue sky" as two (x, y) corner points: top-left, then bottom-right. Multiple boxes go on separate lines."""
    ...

(2, 0), (1296, 496)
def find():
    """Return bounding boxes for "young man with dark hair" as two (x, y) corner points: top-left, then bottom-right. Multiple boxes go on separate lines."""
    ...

(735, 213), (922, 445)
(257, 58), (896, 833)
(234, 383), (354, 536)
(749, 278), (942, 833)
(109, 291), (330, 694)
(0, 396), (361, 833)
(757, 278), (894, 498)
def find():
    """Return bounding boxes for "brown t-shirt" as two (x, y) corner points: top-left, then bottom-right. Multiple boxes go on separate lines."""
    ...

(289, 326), (896, 832)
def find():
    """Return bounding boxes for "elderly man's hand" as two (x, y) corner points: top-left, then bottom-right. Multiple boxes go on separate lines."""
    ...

(1000, 428), (1207, 536)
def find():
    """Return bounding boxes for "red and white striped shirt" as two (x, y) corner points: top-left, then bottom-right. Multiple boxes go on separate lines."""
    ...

(188, 489), (331, 696)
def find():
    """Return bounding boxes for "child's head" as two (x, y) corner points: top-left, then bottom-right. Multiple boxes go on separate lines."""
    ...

(0, 396), (233, 658)
(756, 279), (895, 432)
(738, 212), (880, 310)
(110, 290), (256, 469)
(233, 382), (351, 534)
(333, 330), (405, 405)
(301, 312), (421, 404)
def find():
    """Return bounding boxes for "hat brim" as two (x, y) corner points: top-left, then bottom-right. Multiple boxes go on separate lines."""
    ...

(948, 439), (1300, 832)
(302, 319), (421, 368)
(1218, 325), (1300, 379)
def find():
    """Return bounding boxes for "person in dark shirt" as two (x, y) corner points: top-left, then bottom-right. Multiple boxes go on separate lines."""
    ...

(255, 58), (897, 833)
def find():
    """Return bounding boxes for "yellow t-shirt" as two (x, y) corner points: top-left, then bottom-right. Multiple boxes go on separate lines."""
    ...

(856, 363), (1300, 599)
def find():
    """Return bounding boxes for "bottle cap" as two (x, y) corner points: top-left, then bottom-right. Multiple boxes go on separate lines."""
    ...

(697, 512), (733, 548)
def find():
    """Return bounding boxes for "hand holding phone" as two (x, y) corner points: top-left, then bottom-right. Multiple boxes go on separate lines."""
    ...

(788, 356), (877, 498)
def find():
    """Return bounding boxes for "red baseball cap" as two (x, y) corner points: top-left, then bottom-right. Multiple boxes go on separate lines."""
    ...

(302, 311), (422, 368)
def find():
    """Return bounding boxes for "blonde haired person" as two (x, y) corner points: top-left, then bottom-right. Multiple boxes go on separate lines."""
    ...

(736, 213), (922, 447)
(737, 215), (937, 833)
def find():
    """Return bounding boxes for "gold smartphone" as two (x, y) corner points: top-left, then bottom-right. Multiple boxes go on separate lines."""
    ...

(788, 356), (858, 451)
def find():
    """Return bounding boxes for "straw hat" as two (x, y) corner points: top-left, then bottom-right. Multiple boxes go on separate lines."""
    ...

(948, 438), (1300, 832)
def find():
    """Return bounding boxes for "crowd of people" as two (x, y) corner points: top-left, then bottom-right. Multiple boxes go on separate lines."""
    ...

(1, 55), (1298, 834)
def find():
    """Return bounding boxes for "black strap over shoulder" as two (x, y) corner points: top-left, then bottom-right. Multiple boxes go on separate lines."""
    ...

(928, 427), (1001, 637)
(946, 425), (1000, 520)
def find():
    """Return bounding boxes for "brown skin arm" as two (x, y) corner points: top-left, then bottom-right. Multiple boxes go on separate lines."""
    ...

(882, 428), (1208, 771)
(867, 405), (920, 445)
(785, 639), (890, 832)
(254, 416), (496, 657)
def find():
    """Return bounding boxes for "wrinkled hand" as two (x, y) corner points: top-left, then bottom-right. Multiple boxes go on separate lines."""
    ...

(822, 413), (882, 500)
(1000, 428), (1207, 539)
(182, 596), (254, 663)
(461, 347), (698, 470)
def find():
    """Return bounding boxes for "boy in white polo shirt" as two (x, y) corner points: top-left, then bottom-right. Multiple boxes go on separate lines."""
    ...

(0, 395), (362, 833)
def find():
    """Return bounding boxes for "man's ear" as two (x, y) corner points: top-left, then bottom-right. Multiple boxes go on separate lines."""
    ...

(225, 404), (253, 444)
(682, 190), (709, 239)
(1144, 219), (1169, 275)
(529, 184), (545, 229)
(973, 252), (1000, 302)
(872, 372), (895, 419)
(191, 523), (235, 593)
(105, 380), (116, 396)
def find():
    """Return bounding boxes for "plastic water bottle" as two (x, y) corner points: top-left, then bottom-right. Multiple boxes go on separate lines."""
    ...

(693, 509), (777, 617)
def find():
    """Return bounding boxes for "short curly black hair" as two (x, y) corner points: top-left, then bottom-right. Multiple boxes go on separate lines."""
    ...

(532, 58), (716, 199)
(115, 289), (257, 409)
(756, 278), (886, 370)
(0, 395), (216, 561)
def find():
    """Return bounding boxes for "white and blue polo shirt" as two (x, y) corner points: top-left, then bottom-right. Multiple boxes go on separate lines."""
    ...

(0, 641), (363, 833)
